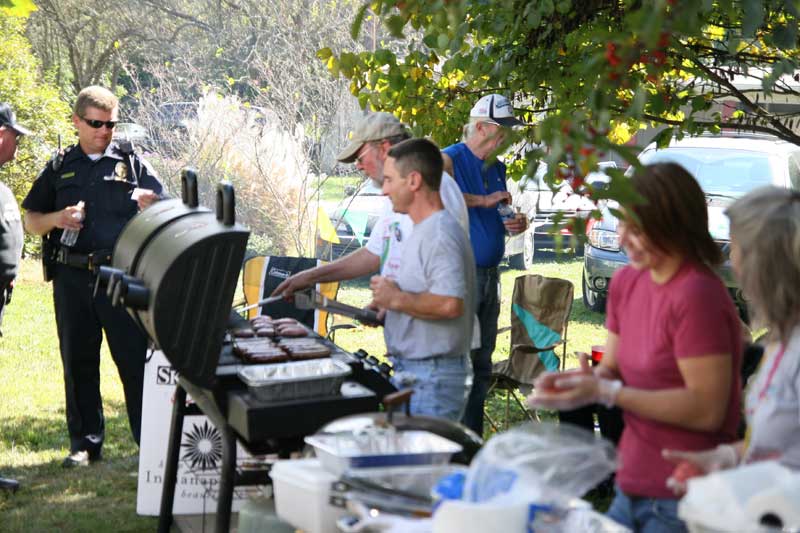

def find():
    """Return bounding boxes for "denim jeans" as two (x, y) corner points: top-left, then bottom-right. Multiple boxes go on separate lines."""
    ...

(606, 485), (688, 533)
(390, 354), (473, 422)
(461, 266), (500, 435)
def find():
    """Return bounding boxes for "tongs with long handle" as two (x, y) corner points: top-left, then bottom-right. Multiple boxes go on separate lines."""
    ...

(293, 288), (384, 326)
(234, 294), (285, 313)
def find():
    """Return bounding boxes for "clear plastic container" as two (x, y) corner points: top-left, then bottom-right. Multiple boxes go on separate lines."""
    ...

(60, 201), (85, 247)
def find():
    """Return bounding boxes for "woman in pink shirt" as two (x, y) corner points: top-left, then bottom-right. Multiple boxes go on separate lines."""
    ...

(529, 163), (742, 532)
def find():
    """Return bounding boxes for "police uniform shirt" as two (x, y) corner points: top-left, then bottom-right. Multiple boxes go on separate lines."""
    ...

(22, 142), (163, 253)
(0, 180), (23, 285)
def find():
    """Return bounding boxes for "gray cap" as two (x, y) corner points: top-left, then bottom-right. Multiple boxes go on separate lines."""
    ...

(336, 112), (409, 163)
(0, 102), (31, 136)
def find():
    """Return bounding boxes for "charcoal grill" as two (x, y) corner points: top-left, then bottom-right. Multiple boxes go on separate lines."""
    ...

(95, 170), (397, 533)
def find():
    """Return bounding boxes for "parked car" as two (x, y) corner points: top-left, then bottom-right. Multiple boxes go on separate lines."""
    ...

(112, 122), (151, 150)
(316, 178), (537, 269)
(582, 133), (800, 313)
(507, 161), (615, 256)
(315, 179), (386, 260)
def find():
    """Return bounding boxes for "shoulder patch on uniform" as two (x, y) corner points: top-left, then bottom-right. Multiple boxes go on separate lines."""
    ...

(61, 171), (76, 179)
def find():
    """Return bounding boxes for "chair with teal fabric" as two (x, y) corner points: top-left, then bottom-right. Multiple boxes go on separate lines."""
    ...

(486, 274), (574, 431)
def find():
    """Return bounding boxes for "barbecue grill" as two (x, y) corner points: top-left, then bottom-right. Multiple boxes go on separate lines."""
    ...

(102, 170), (481, 532)
(96, 170), (398, 532)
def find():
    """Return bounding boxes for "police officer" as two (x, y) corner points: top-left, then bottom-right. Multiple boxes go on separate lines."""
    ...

(22, 86), (163, 468)
(0, 102), (28, 491)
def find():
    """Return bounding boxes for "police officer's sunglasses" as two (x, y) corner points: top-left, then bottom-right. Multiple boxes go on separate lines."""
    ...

(80, 117), (118, 130)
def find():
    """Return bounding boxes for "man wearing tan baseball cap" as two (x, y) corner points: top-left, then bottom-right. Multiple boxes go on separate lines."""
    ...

(274, 112), (469, 304)
(335, 112), (410, 166)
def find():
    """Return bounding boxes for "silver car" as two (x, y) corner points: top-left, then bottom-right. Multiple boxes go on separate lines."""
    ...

(507, 161), (614, 259)
(582, 133), (800, 313)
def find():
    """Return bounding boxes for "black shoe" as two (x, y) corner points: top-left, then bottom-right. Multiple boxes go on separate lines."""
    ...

(0, 477), (19, 493)
(62, 450), (102, 468)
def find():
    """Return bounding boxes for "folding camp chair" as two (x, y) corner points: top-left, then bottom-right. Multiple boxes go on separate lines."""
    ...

(486, 274), (574, 431)
(241, 255), (352, 339)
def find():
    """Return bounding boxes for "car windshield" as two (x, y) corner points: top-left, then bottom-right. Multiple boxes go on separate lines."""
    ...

(640, 147), (777, 197)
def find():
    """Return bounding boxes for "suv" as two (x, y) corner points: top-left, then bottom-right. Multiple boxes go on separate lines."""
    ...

(582, 134), (800, 313)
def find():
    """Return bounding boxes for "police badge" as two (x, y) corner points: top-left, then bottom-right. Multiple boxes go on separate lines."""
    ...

(114, 162), (128, 182)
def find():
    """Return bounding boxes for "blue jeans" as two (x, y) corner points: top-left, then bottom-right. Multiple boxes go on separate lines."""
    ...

(461, 266), (500, 435)
(606, 486), (688, 533)
(390, 354), (473, 422)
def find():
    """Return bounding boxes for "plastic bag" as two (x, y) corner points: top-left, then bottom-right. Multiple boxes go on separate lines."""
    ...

(462, 422), (616, 505)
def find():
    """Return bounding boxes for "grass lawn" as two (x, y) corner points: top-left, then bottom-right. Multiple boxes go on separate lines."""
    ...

(0, 254), (606, 531)
(309, 174), (364, 202)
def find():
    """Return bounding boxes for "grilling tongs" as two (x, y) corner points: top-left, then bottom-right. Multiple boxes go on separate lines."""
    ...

(237, 288), (384, 326)
(293, 288), (384, 327)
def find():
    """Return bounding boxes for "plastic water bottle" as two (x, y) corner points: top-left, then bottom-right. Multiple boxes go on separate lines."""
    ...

(60, 201), (85, 247)
(497, 201), (515, 223)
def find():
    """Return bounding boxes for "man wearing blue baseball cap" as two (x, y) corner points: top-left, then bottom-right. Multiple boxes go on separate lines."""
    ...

(0, 102), (29, 493)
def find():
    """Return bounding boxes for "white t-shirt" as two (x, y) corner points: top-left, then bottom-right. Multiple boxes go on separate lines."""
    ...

(366, 171), (480, 349)
(366, 171), (468, 277)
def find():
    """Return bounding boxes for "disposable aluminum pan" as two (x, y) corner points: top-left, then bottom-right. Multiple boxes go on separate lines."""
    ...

(238, 358), (351, 402)
(305, 430), (462, 475)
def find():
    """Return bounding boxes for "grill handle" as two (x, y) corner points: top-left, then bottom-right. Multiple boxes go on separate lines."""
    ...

(216, 181), (236, 226)
(383, 388), (413, 425)
(180, 168), (199, 208)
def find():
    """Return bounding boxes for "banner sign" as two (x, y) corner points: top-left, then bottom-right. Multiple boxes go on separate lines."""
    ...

(136, 350), (262, 515)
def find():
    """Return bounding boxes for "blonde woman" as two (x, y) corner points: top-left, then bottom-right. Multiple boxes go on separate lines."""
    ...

(664, 186), (800, 489)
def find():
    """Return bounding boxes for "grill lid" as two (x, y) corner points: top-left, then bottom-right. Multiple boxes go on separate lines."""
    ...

(98, 169), (250, 387)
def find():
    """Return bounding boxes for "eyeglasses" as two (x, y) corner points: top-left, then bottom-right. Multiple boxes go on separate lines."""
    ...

(355, 143), (375, 165)
(81, 117), (118, 130)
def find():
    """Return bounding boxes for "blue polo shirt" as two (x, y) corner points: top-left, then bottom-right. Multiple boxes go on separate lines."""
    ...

(443, 142), (506, 268)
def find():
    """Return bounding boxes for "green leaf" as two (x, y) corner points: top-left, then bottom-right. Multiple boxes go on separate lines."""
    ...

(317, 47), (333, 61)
(389, 70), (405, 91)
(772, 24), (797, 50)
(690, 95), (707, 112)
(385, 15), (406, 38)
(653, 127), (674, 148)
(741, 0), (764, 37)
(351, 4), (369, 40)
(374, 48), (395, 66)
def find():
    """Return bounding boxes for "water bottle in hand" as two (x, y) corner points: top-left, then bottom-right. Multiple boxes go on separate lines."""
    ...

(497, 201), (515, 223)
(60, 201), (85, 247)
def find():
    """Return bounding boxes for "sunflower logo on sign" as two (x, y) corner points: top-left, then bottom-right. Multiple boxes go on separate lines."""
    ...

(181, 421), (223, 470)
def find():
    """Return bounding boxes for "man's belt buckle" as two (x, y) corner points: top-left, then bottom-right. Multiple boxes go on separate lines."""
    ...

(87, 252), (103, 272)
(87, 252), (111, 272)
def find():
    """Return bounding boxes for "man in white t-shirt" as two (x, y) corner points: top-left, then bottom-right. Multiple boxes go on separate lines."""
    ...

(273, 112), (469, 294)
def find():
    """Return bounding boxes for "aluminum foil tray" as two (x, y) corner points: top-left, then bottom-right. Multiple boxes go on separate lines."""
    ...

(238, 358), (351, 402)
(305, 430), (462, 475)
